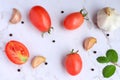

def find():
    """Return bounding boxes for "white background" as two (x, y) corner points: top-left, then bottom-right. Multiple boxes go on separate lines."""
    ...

(0, 0), (120, 80)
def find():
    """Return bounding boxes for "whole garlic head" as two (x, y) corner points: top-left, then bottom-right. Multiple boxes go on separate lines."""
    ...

(97, 7), (120, 31)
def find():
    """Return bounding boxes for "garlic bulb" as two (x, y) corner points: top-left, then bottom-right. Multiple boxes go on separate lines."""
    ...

(9, 8), (21, 24)
(97, 7), (120, 31)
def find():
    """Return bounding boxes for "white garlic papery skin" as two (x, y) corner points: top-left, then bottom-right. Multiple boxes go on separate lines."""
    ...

(97, 7), (120, 32)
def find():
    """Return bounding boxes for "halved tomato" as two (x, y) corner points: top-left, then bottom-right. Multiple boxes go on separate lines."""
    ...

(5, 40), (29, 65)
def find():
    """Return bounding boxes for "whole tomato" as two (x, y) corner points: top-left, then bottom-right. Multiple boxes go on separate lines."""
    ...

(5, 40), (29, 65)
(29, 6), (51, 33)
(64, 9), (87, 30)
(65, 49), (82, 76)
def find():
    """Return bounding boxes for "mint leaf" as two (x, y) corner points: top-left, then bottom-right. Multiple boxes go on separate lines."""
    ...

(97, 56), (110, 63)
(103, 65), (116, 78)
(106, 49), (118, 63)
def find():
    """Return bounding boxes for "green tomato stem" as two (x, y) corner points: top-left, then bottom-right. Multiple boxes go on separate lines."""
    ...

(71, 49), (79, 53)
(80, 8), (88, 17)
(41, 27), (54, 38)
(41, 32), (45, 38)
(71, 49), (74, 53)
(48, 27), (54, 34)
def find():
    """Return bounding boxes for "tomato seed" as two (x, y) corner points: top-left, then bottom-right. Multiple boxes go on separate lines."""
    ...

(21, 21), (24, 24)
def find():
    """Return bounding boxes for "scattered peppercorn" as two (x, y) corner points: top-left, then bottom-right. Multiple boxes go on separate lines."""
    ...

(45, 62), (48, 65)
(106, 34), (110, 37)
(17, 69), (21, 72)
(91, 68), (94, 71)
(9, 33), (13, 37)
(61, 11), (64, 14)
(52, 40), (56, 43)
(93, 51), (97, 54)
(21, 21), (24, 24)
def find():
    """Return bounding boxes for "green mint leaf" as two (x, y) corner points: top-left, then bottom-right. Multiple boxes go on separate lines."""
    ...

(106, 49), (118, 63)
(97, 56), (110, 63)
(103, 65), (116, 78)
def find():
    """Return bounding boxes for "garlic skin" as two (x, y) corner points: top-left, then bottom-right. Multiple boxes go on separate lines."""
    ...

(97, 7), (120, 31)
(9, 8), (21, 24)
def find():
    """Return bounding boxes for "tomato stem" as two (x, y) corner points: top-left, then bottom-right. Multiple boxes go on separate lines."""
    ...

(80, 8), (88, 17)
(41, 32), (45, 38)
(71, 49), (74, 53)
(76, 50), (79, 53)
(48, 27), (54, 34)
(41, 27), (54, 38)
(71, 49), (79, 53)
(80, 8), (90, 20)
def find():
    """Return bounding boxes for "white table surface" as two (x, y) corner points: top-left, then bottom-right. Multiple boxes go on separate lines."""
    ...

(0, 0), (120, 80)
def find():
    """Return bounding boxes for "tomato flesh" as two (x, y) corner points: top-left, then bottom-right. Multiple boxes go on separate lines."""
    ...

(64, 12), (84, 30)
(65, 53), (82, 76)
(29, 6), (51, 32)
(5, 40), (29, 65)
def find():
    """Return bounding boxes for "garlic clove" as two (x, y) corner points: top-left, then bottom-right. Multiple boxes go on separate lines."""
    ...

(31, 56), (46, 68)
(83, 37), (97, 51)
(9, 8), (21, 24)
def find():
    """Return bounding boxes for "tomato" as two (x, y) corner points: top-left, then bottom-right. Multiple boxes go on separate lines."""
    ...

(5, 40), (29, 65)
(29, 6), (51, 32)
(64, 12), (84, 30)
(65, 50), (82, 76)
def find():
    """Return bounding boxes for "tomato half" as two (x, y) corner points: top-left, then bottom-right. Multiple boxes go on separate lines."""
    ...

(29, 6), (51, 32)
(65, 50), (82, 76)
(5, 40), (29, 65)
(64, 12), (84, 30)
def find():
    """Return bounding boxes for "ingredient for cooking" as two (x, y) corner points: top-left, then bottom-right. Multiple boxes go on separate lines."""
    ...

(17, 69), (21, 72)
(29, 6), (52, 33)
(63, 9), (87, 30)
(97, 56), (110, 63)
(97, 7), (120, 31)
(97, 49), (119, 78)
(91, 68), (94, 71)
(21, 21), (24, 24)
(83, 37), (97, 51)
(9, 33), (13, 37)
(9, 8), (22, 24)
(5, 40), (29, 65)
(31, 56), (46, 68)
(65, 49), (82, 76)
(103, 65), (116, 78)
(106, 49), (118, 63)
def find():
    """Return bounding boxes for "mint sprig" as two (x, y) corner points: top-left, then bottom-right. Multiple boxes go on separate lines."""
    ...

(96, 49), (119, 78)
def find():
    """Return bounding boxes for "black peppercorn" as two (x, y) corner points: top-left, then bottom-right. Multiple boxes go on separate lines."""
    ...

(61, 11), (64, 13)
(21, 21), (24, 24)
(17, 69), (21, 72)
(9, 33), (13, 37)
(45, 62), (48, 65)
